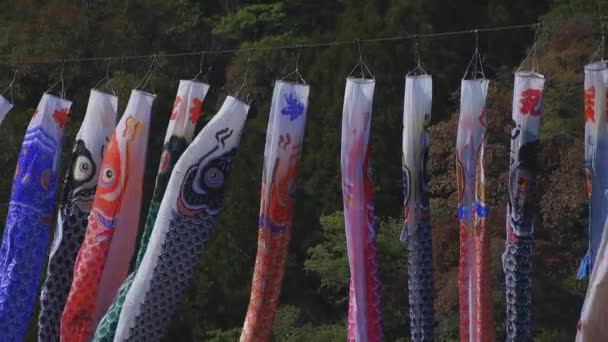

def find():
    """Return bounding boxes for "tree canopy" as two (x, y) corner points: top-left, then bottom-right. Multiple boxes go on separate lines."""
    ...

(0, 0), (602, 340)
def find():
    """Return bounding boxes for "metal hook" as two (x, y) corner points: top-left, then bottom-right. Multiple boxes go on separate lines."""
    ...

(462, 28), (486, 79)
(516, 23), (542, 74)
(235, 48), (254, 99)
(407, 34), (428, 77)
(474, 29), (479, 52)
(413, 35), (421, 67)
(348, 38), (374, 79)
(1, 68), (18, 103)
(192, 51), (206, 81)
(135, 55), (157, 91)
(46, 59), (66, 98)
(94, 58), (116, 96)
(280, 44), (306, 84)
(295, 45), (301, 73)
(601, 18), (607, 60)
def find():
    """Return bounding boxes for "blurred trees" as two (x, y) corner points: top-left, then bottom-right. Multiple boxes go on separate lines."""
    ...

(0, 0), (599, 341)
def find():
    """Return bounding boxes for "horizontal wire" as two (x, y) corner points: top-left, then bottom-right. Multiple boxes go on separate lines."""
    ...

(0, 23), (538, 66)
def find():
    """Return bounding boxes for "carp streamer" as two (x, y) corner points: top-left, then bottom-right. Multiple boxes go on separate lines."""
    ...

(503, 71), (544, 342)
(113, 96), (249, 341)
(240, 81), (309, 342)
(93, 80), (209, 342)
(0, 93), (71, 342)
(402, 74), (434, 341)
(340, 77), (383, 342)
(456, 79), (494, 342)
(61, 90), (154, 342)
(39, 89), (117, 342)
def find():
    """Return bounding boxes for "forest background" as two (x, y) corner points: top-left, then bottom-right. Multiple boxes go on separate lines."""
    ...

(0, 0), (602, 341)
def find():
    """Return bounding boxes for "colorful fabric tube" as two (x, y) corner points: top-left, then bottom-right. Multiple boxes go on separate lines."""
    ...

(0, 93), (71, 342)
(340, 77), (383, 342)
(401, 74), (434, 341)
(93, 80), (209, 342)
(240, 81), (309, 342)
(578, 62), (608, 279)
(503, 71), (544, 342)
(0, 94), (13, 126)
(456, 79), (494, 342)
(61, 89), (154, 342)
(38, 89), (118, 342)
(114, 96), (249, 341)
(576, 61), (608, 341)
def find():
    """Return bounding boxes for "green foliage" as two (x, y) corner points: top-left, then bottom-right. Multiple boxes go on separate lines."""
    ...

(0, 1), (597, 341)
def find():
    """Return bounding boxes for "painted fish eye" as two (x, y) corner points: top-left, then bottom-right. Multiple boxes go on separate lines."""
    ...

(100, 167), (115, 186)
(73, 156), (94, 182)
(203, 167), (224, 189)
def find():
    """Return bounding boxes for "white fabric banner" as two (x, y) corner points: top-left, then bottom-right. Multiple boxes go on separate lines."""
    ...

(94, 89), (154, 326)
(577, 61), (608, 341)
(240, 80), (309, 342)
(116, 96), (249, 341)
(165, 80), (210, 144)
(340, 77), (383, 342)
(401, 75), (432, 240)
(0, 94), (13, 127)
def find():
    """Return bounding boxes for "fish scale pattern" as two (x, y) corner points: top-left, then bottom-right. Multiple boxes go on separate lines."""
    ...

(115, 148), (236, 341)
(0, 125), (61, 342)
(93, 136), (187, 342)
(121, 213), (214, 341)
(38, 202), (90, 341)
(0, 204), (53, 341)
(407, 222), (434, 341)
(504, 238), (532, 342)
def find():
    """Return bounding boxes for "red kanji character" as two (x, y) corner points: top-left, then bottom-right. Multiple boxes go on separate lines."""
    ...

(519, 88), (542, 116)
(189, 97), (203, 124)
(585, 86), (595, 123)
(52, 108), (69, 128)
(170, 96), (182, 120)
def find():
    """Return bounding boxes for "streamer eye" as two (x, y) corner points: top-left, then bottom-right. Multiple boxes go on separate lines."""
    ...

(100, 167), (116, 187)
(203, 167), (224, 189)
(73, 155), (95, 182)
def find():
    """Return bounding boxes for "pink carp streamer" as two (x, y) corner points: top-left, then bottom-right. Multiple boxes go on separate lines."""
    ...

(240, 81), (309, 342)
(60, 90), (154, 342)
(577, 61), (608, 341)
(340, 77), (383, 342)
(456, 79), (494, 342)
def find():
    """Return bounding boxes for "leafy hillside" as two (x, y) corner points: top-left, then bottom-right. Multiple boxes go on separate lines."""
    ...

(0, 0), (604, 341)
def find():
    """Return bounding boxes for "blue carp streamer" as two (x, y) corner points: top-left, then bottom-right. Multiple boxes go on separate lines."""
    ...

(0, 94), (71, 342)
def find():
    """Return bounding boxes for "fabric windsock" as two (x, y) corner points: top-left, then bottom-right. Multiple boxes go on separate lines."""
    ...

(113, 96), (249, 341)
(0, 94), (13, 127)
(576, 61), (608, 341)
(340, 77), (383, 342)
(401, 74), (434, 341)
(93, 80), (209, 342)
(38, 89), (118, 342)
(578, 61), (608, 279)
(503, 71), (544, 342)
(240, 81), (309, 342)
(0, 93), (72, 342)
(456, 79), (494, 342)
(60, 89), (154, 342)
